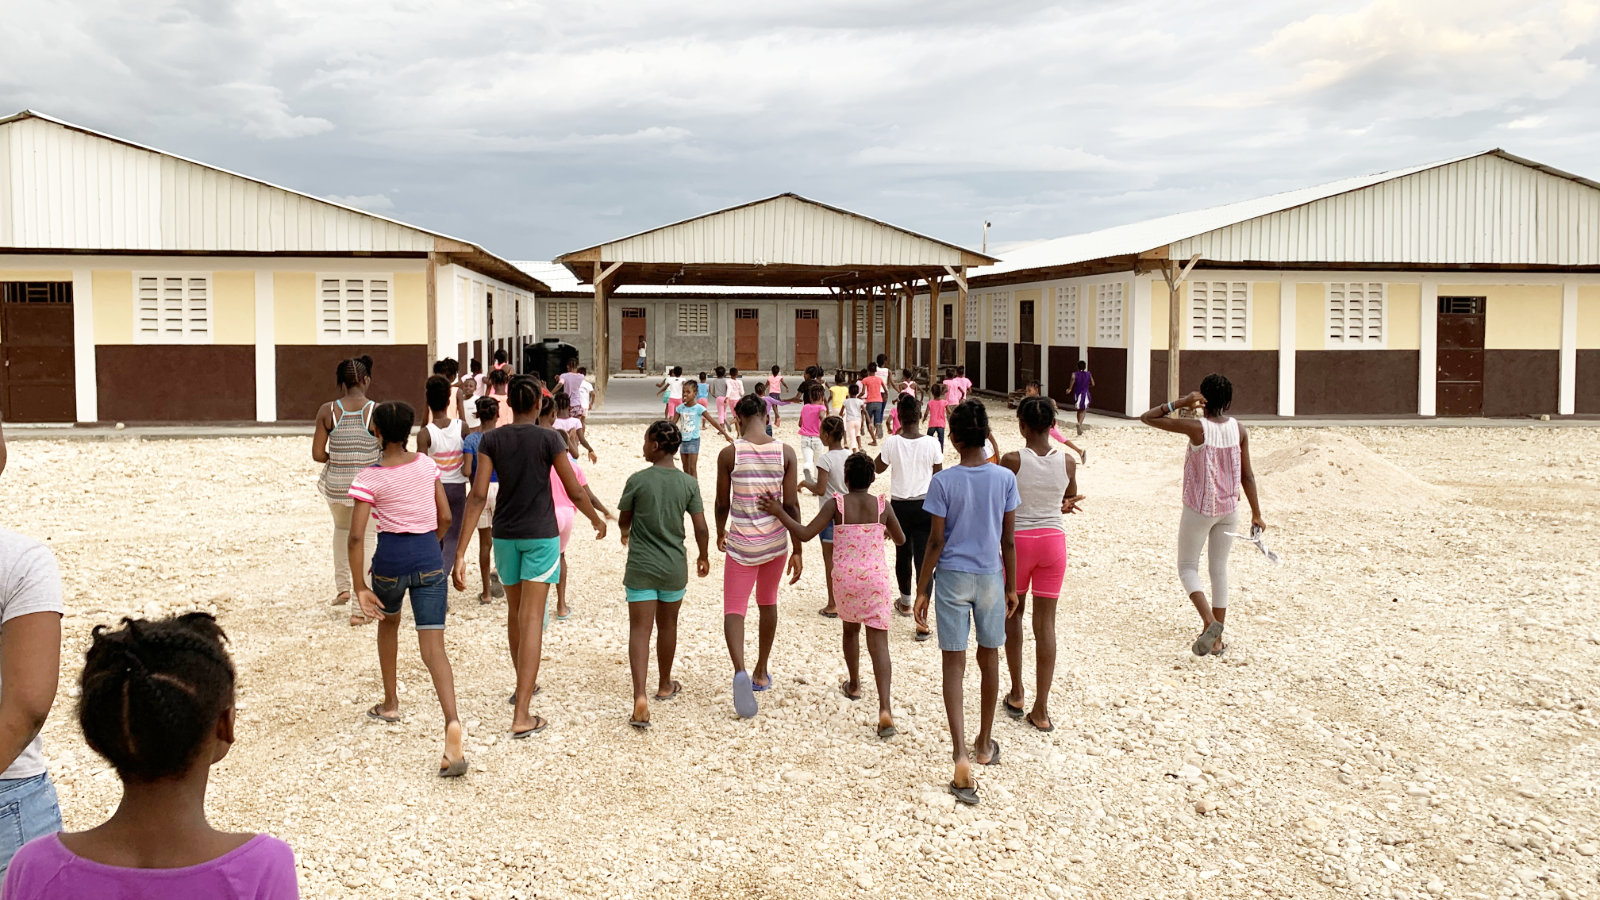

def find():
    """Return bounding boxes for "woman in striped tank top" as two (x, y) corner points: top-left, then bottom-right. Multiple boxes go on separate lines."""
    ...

(714, 394), (803, 719)
(313, 355), (381, 625)
(1141, 374), (1266, 657)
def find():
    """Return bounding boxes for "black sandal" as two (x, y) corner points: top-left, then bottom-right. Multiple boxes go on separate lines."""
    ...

(949, 781), (980, 805)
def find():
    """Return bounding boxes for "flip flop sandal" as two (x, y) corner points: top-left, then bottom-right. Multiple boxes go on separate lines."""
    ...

(949, 781), (980, 806)
(333, 593), (351, 606)
(1192, 622), (1224, 657)
(366, 705), (399, 724)
(628, 718), (652, 730)
(511, 717), (549, 739)
(979, 739), (1001, 766)
(839, 681), (863, 701)
(752, 673), (775, 693)
(489, 574), (506, 599)
(894, 602), (913, 617)
(1004, 700), (1026, 719)
(1026, 715), (1056, 734)
(732, 671), (758, 719)
(655, 681), (683, 701)
(819, 608), (839, 619)
(439, 756), (469, 778)
(914, 629), (933, 642)
(877, 723), (897, 739)
(507, 685), (543, 705)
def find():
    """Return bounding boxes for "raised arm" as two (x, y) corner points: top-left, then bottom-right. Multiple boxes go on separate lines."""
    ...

(1140, 391), (1206, 443)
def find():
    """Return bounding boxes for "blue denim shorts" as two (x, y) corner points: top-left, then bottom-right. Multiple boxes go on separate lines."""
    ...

(867, 401), (885, 424)
(371, 568), (449, 630)
(820, 521), (834, 543)
(679, 438), (702, 456)
(0, 773), (61, 873)
(934, 569), (1006, 652)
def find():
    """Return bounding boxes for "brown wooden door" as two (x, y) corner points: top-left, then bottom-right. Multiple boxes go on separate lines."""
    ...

(939, 304), (956, 366)
(1436, 296), (1485, 416)
(1, 282), (76, 423)
(735, 309), (760, 370)
(793, 309), (819, 370)
(621, 308), (647, 370)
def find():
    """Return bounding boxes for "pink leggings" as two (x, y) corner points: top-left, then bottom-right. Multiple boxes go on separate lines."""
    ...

(1015, 528), (1067, 599)
(1050, 426), (1069, 445)
(723, 555), (786, 616)
(716, 396), (729, 424)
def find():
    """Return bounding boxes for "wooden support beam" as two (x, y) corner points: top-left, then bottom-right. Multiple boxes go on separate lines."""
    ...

(425, 252), (441, 364)
(851, 292), (861, 370)
(1162, 254), (1202, 403)
(928, 277), (941, 377)
(953, 265), (967, 374)
(836, 294), (846, 372)
(592, 261), (623, 408)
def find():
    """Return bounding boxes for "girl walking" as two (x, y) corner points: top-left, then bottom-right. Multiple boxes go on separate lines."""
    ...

(619, 421), (711, 728)
(417, 375), (469, 581)
(539, 392), (613, 622)
(347, 402), (467, 777)
(714, 394), (803, 719)
(460, 395), (504, 604)
(1022, 382), (1088, 463)
(876, 393), (943, 640)
(797, 383), (828, 476)
(1140, 374), (1266, 656)
(312, 355), (379, 624)
(456, 376), (606, 737)
(674, 380), (731, 479)
(842, 383), (866, 451)
(1070, 361), (1094, 435)
(999, 397), (1083, 733)
(2, 614), (299, 897)
(762, 453), (904, 738)
(656, 367), (685, 421)
(801, 415), (850, 618)
(710, 366), (730, 425)
(927, 382), (949, 450)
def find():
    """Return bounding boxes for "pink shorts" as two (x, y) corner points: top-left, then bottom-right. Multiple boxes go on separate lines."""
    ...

(1015, 528), (1067, 599)
(556, 508), (574, 552)
(723, 555), (787, 616)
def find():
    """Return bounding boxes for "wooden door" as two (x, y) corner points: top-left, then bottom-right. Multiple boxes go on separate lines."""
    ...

(1436, 296), (1486, 416)
(1, 282), (76, 423)
(939, 304), (957, 366)
(793, 309), (819, 370)
(735, 309), (760, 370)
(621, 308), (647, 370)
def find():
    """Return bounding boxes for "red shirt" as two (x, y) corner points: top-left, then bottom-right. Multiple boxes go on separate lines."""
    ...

(861, 375), (885, 403)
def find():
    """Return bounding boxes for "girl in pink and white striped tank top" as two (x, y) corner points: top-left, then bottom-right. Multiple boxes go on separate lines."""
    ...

(726, 440), (789, 566)
(1182, 417), (1242, 517)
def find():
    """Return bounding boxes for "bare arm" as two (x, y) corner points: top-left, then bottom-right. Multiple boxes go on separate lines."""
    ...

(349, 501), (378, 618)
(882, 501), (906, 547)
(690, 511), (711, 577)
(802, 465), (829, 497)
(416, 426), (432, 456)
(453, 452), (493, 589)
(714, 444), (736, 551)
(0, 612), (60, 774)
(704, 408), (732, 441)
(1063, 455), (1084, 514)
(1239, 423), (1265, 530)
(999, 450), (1021, 475)
(433, 480), (452, 542)
(618, 510), (634, 546)
(553, 453), (605, 538)
(583, 484), (613, 520)
(913, 513), (947, 629)
(1140, 391), (1205, 443)
(761, 494), (835, 542)
(311, 403), (333, 463)
(1001, 509), (1019, 616)
(874, 453), (889, 474)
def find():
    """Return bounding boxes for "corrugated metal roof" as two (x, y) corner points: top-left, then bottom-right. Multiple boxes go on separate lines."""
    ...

(515, 261), (830, 296)
(977, 149), (1600, 276)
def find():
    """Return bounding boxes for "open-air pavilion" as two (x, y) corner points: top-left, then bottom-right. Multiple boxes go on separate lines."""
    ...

(551, 193), (995, 404)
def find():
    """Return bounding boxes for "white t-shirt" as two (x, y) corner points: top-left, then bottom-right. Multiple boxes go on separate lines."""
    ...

(0, 530), (63, 780)
(578, 380), (594, 411)
(842, 397), (864, 423)
(815, 448), (851, 503)
(662, 376), (683, 401)
(879, 434), (942, 499)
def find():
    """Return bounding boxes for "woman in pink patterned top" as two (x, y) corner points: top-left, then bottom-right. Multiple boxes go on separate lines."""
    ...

(1140, 374), (1265, 658)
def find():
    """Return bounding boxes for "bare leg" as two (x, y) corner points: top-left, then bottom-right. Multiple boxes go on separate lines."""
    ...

(973, 646), (1000, 764)
(628, 599), (655, 723)
(942, 649), (971, 787)
(656, 600), (681, 697)
(477, 528), (493, 603)
(753, 603), (778, 689)
(682, 454), (698, 479)
(724, 614), (747, 673)
(555, 554), (569, 619)
(1029, 597), (1058, 730)
(505, 581), (523, 667)
(865, 626), (893, 732)
(375, 614), (401, 717)
(841, 622), (862, 698)
(1003, 593), (1028, 714)
(512, 581), (551, 733)
(819, 541), (836, 615)
(416, 629), (463, 767)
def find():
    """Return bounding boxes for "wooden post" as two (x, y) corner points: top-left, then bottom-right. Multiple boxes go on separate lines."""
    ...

(836, 294), (845, 371)
(954, 266), (968, 375)
(900, 282), (913, 374)
(425, 252), (441, 364)
(851, 292), (861, 370)
(928, 277), (941, 377)
(1161, 254), (1202, 405)
(592, 260), (624, 408)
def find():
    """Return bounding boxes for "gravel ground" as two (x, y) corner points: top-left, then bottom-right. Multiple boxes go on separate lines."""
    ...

(3, 413), (1598, 900)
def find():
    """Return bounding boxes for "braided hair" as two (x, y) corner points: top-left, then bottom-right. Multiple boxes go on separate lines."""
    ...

(425, 375), (452, 413)
(336, 355), (373, 389)
(895, 392), (921, 425)
(734, 393), (764, 421)
(508, 374), (539, 414)
(474, 395), (500, 423)
(371, 402), (415, 447)
(820, 415), (845, 445)
(844, 452), (877, 490)
(646, 419), (682, 456)
(551, 389), (571, 416)
(1017, 395), (1056, 432)
(79, 613), (235, 782)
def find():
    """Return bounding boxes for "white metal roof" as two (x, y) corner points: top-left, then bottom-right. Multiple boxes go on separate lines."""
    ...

(979, 150), (1600, 276)
(516, 261), (830, 296)
(0, 110), (544, 291)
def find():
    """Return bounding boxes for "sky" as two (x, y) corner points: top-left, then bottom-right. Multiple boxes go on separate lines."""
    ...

(2, 0), (1599, 261)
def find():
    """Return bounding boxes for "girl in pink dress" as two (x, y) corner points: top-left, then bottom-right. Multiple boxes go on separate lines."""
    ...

(763, 453), (904, 738)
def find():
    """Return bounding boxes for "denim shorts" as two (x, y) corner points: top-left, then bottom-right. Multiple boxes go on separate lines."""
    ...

(820, 520), (834, 543)
(934, 569), (1006, 652)
(0, 773), (61, 873)
(371, 568), (449, 630)
(625, 586), (687, 603)
(680, 438), (702, 456)
(866, 401), (885, 424)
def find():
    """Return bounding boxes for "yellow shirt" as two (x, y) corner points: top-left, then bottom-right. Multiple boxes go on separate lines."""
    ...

(828, 384), (847, 412)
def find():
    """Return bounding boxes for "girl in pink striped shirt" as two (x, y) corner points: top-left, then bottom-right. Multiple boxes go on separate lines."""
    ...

(1140, 375), (1266, 658)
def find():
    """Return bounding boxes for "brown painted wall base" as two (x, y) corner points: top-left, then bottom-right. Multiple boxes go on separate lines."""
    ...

(1047, 346), (1081, 407)
(1296, 351), (1418, 415)
(97, 345), (255, 422)
(1087, 347), (1126, 414)
(964, 342), (982, 385)
(276, 344), (430, 421)
(1150, 350), (1278, 415)
(1014, 343), (1041, 391)
(1578, 350), (1600, 414)
(1484, 350), (1559, 417)
(984, 343), (1009, 393)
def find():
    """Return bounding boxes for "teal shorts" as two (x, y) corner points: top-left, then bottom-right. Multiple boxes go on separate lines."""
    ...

(625, 587), (687, 603)
(493, 537), (563, 586)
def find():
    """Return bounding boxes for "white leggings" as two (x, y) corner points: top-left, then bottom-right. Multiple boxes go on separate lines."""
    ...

(1177, 507), (1236, 609)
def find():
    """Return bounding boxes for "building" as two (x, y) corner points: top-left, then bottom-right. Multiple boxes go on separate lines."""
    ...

(908, 150), (1600, 417)
(0, 110), (546, 423)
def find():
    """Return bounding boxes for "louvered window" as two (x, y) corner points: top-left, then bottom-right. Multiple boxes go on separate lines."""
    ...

(989, 292), (1011, 342)
(1189, 281), (1250, 347)
(1095, 282), (1124, 346)
(911, 297), (929, 338)
(135, 274), (211, 343)
(677, 303), (710, 335)
(1054, 285), (1079, 344)
(965, 294), (981, 339)
(320, 276), (391, 341)
(546, 301), (580, 334)
(1327, 283), (1385, 346)
(873, 302), (885, 335)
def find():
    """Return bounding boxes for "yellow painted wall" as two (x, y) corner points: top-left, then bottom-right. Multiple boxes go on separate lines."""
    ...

(0, 269), (72, 281)
(275, 272), (317, 344)
(394, 272), (427, 345)
(91, 271), (133, 345)
(1579, 287), (1600, 348)
(1386, 283), (1420, 350)
(1151, 281), (1171, 351)
(1467, 284), (1563, 349)
(1295, 283), (1325, 350)
(212, 271), (255, 345)
(1252, 282), (1279, 350)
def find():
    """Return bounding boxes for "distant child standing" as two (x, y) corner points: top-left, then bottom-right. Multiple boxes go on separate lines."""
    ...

(697, 374), (710, 405)
(753, 382), (782, 437)
(714, 394), (803, 718)
(763, 453), (904, 738)
(637, 337), (648, 373)
(914, 399), (1020, 806)
(710, 366), (730, 425)
(675, 380), (732, 479)
(417, 375), (469, 580)
(1070, 361), (1094, 435)
(2, 614), (300, 898)
(877, 393), (943, 638)
(726, 367), (744, 410)
(926, 383), (950, 450)
(619, 421), (711, 728)
(347, 402), (467, 778)
(1000, 397), (1083, 733)
(765, 366), (785, 428)
(798, 383), (828, 476)
(312, 355), (380, 622)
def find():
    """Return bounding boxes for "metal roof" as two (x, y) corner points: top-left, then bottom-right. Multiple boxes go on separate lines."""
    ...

(516, 261), (830, 297)
(977, 149), (1600, 277)
(0, 110), (546, 292)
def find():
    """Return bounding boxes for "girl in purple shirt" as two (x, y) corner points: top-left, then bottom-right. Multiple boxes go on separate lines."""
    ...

(2, 614), (299, 899)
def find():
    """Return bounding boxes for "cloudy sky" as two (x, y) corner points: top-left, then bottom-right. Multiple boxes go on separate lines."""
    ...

(3, 0), (1598, 260)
